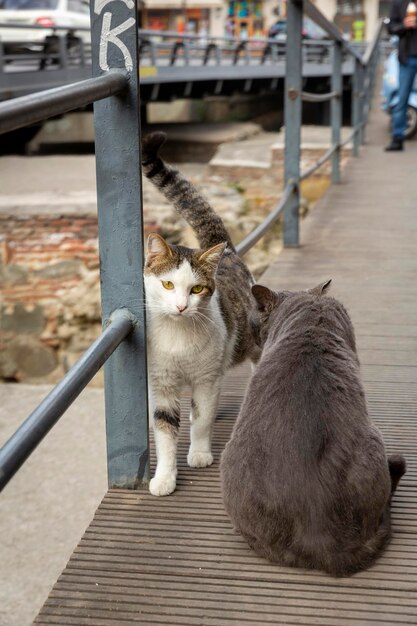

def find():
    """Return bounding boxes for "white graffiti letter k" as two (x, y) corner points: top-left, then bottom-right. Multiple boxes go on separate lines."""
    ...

(99, 11), (135, 72)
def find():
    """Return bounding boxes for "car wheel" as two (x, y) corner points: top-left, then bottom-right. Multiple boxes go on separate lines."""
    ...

(405, 106), (417, 139)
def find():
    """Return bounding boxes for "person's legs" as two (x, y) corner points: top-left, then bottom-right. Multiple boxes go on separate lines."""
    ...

(387, 57), (417, 150)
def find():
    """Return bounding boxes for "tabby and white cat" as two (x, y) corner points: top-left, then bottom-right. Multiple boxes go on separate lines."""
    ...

(221, 281), (406, 576)
(141, 132), (259, 496)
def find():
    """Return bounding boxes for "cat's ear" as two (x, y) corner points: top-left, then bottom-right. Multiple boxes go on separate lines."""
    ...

(309, 279), (332, 296)
(146, 233), (173, 262)
(252, 284), (275, 313)
(198, 242), (226, 269)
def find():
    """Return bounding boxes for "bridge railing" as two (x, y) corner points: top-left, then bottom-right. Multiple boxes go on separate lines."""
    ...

(0, 21), (358, 72)
(239, 13), (381, 250)
(0, 1), (383, 492)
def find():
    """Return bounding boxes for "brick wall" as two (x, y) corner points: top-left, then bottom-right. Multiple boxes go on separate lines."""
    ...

(0, 213), (157, 383)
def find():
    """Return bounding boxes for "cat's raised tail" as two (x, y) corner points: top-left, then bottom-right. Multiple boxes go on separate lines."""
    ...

(141, 132), (235, 251)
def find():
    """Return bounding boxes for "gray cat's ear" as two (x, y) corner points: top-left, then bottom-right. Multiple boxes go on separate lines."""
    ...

(309, 279), (332, 296)
(199, 242), (226, 268)
(146, 233), (173, 261)
(252, 284), (275, 312)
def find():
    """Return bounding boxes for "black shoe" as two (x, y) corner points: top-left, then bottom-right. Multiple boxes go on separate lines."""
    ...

(385, 138), (403, 151)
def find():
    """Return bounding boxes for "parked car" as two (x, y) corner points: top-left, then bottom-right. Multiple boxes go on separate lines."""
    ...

(381, 43), (417, 139)
(267, 17), (327, 41)
(0, 0), (90, 55)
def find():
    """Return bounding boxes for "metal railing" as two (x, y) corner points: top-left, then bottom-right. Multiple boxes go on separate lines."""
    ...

(0, 24), (359, 104)
(0, 0), (383, 492)
(0, 23), (340, 72)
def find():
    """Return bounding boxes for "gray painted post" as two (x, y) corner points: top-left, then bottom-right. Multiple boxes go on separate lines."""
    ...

(58, 35), (68, 69)
(331, 41), (342, 184)
(283, 0), (302, 247)
(359, 63), (365, 144)
(90, 0), (149, 488)
(352, 58), (361, 157)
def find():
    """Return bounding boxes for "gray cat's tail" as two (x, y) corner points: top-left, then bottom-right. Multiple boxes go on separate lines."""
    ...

(388, 454), (406, 498)
(141, 132), (235, 251)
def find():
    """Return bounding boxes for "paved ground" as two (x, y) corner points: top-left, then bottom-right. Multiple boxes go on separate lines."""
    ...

(0, 384), (107, 626)
(0, 124), (353, 215)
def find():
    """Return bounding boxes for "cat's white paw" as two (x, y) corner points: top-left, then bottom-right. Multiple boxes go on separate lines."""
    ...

(187, 450), (213, 468)
(149, 474), (176, 496)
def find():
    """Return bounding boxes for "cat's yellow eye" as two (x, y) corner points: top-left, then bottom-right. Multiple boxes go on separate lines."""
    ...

(162, 280), (174, 290)
(191, 285), (204, 294)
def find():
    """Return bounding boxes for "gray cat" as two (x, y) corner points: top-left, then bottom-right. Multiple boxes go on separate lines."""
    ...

(220, 281), (406, 576)
(141, 132), (260, 496)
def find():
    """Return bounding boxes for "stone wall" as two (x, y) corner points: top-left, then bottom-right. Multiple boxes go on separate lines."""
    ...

(0, 213), (101, 382)
(0, 211), (160, 382)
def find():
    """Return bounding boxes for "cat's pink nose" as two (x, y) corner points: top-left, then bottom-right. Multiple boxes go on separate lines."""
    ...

(177, 304), (187, 313)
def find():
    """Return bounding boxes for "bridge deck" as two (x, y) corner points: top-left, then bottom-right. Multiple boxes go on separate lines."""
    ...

(35, 109), (417, 624)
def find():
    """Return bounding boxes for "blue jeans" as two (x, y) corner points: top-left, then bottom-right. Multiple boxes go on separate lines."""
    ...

(392, 55), (417, 140)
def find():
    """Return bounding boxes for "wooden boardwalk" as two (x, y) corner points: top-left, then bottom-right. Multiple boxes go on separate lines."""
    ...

(35, 107), (417, 624)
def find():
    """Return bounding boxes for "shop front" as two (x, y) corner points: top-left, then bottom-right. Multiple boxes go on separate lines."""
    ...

(142, 0), (222, 37)
(225, 0), (264, 39)
(334, 0), (366, 40)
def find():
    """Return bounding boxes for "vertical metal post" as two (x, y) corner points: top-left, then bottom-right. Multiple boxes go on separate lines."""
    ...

(58, 35), (68, 69)
(358, 63), (365, 144)
(90, 0), (149, 488)
(352, 58), (361, 156)
(331, 41), (342, 184)
(283, 0), (302, 247)
(79, 37), (85, 67)
(0, 41), (4, 72)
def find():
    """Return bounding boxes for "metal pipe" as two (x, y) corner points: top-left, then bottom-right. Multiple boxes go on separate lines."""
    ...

(362, 19), (384, 66)
(331, 41), (342, 184)
(300, 144), (338, 181)
(0, 22), (90, 31)
(0, 309), (135, 492)
(0, 69), (128, 135)
(236, 182), (295, 256)
(303, 0), (363, 63)
(352, 59), (361, 156)
(340, 128), (357, 147)
(301, 90), (340, 103)
(283, 0), (302, 247)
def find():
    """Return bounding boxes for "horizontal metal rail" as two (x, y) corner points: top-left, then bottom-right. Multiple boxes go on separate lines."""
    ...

(340, 126), (361, 148)
(0, 309), (135, 492)
(237, 25), (380, 256)
(303, 0), (363, 63)
(301, 90), (340, 103)
(300, 144), (338, 181)
(0, 69), (128, 134)
(0, 22), (90, 31)
(236, 182), (296, 256)
(0, 25), (336, 79)
(362, 19), (384, 66)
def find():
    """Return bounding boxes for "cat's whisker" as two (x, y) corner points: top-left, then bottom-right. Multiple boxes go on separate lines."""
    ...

(194, 310), (217, 330)
(192, 312), (210, 335)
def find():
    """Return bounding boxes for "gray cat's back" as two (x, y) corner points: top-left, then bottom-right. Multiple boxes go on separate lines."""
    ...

(221, 285), (405, 576)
